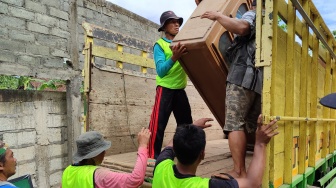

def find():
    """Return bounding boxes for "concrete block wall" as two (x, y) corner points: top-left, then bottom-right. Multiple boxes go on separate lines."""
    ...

(0, 0), (224, 187)
(0, 0), (77, 80)
(0, 90), (67, 188)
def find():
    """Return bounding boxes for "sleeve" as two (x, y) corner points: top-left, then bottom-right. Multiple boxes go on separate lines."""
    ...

(153, 146), (175, 172)
(241, 11), (256, 31)
(153, 43), (175, 78)
(209, 178), (239, 188)
(94, 147), (148, 188)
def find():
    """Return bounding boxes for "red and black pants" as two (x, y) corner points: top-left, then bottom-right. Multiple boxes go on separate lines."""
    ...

(148, 86), (192, 159)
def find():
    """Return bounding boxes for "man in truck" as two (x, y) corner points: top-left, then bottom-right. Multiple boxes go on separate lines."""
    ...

(152, 116), (279, 188)
(201, 0), (261, 178)
(148, 10), (192, 162)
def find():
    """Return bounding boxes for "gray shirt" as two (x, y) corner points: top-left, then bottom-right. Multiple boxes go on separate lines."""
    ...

(226, 10), (262, 94)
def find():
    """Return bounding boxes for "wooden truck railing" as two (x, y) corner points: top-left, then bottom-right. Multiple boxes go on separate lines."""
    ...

(256, 0), (336, 187)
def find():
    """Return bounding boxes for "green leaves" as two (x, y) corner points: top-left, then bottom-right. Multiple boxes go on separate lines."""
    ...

(0, 75), (66, 91)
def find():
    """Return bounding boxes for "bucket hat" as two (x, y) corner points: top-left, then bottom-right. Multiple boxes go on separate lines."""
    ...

(158, 11), (183, 32)
(320, 93), (336, 109)
(73, 131), (111, 163)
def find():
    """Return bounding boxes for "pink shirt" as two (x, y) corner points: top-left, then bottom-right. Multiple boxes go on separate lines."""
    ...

(94, 147), (148, 188)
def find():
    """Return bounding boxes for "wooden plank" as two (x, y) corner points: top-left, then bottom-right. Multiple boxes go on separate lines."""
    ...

(308, 15), (320, 167)
(298, 0), (309, 174)
(92, 45), (155, 69)
(284, 0), (296, 184)
(322, 37), (332, 158)
(331, 59), (336, 152)
(260, 0), (275, 187)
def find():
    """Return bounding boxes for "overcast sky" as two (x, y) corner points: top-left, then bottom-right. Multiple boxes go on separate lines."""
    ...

(106, 0), (336, 32)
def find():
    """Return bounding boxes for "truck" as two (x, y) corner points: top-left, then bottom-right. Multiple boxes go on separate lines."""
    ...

(82, 0), (336, 187)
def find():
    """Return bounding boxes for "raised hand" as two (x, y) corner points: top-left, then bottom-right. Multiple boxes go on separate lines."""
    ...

(255, 115), (279, 145)
(137, 128), (151, 148)
(193, 118), (214, 129)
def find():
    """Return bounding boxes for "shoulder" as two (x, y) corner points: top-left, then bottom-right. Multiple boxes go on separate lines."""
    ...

(242, 10), (256, 23)
(209, 178), (239, 188)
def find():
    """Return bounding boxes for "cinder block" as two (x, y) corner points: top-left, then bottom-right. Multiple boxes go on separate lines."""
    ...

(0, 15), (25, 29)
(118, 14), (129, 23)
(0, 38), (25, 52)
(47, 114), (66, 128)
(0, 2), (8, 14)
(0, 51), (16, 63)
(11, 162), (36, 179)
(49, 171), (62, 187)
(25, 44), (50, 56)
(50, 7), (69, 20)
(18, 55), (41, 66)
(84, 1), (97, 11)
(12, 146), (36, 162)
(17, 131), (36, 146)
(40, 0), (60, 8)
(27, 22), (49, 35)
(77, 0), (84, 6)
(0, 27), (8, 38)
(59, 20), (68, 30)
(20, 115), (35, 130)
(62, 2), (69, 12)
(37, 35), (67, 50)
(50, 27), (70, 39)
(43, 58), (65, 68)
(48, 142), (67, 158)
(48, 102), (66, 114)
(51, 49), (70, 58)
(9, 30), (35, 42)
(3, 132), (18, 147)
(36, 13), (59, 27)
(47, 128), (62, 143)
(49, 157), (67, 172)
(25, 0), (47, 14)
(0, 64), (31, 78)
(0, 116), (17, 132)
(1, 0), (24, 6)
(8, 6), (35, 21)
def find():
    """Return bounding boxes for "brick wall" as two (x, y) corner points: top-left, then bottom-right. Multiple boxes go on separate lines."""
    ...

(0, 0), (76, 80)
(0, 0), (224, 187)
(0, 90), (67, 188)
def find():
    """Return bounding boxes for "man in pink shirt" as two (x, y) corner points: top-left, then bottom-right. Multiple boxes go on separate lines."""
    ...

(61, 128), (150, 188)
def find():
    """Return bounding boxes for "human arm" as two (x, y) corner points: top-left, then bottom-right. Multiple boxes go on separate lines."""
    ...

(94, 128), (150, 188)
(235, 115), (278, 188)
(201, 11), (251, 36)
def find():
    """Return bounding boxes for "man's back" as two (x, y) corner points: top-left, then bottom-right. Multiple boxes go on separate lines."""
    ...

(152, 147), (239, 188)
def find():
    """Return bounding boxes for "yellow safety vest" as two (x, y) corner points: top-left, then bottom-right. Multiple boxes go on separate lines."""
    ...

(62, 165), (97, 188)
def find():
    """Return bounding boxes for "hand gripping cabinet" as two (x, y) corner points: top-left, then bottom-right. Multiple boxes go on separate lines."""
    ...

(172, 0), (252, 128)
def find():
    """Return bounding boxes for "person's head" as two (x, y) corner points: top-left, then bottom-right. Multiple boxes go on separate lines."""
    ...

(158, 11), (183, 37)
(0, 142), (17, 180)
(73, 131), (111, 166)
(173, 124), (206, 166)
(195, 0), (202, 6)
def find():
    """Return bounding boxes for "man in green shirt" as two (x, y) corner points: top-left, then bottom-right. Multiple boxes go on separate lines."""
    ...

(152, 116), (279, 188)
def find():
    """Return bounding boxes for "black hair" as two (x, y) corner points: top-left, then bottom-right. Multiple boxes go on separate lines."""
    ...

(173, 124), (206, 165)
(0, 153), (6, 165)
